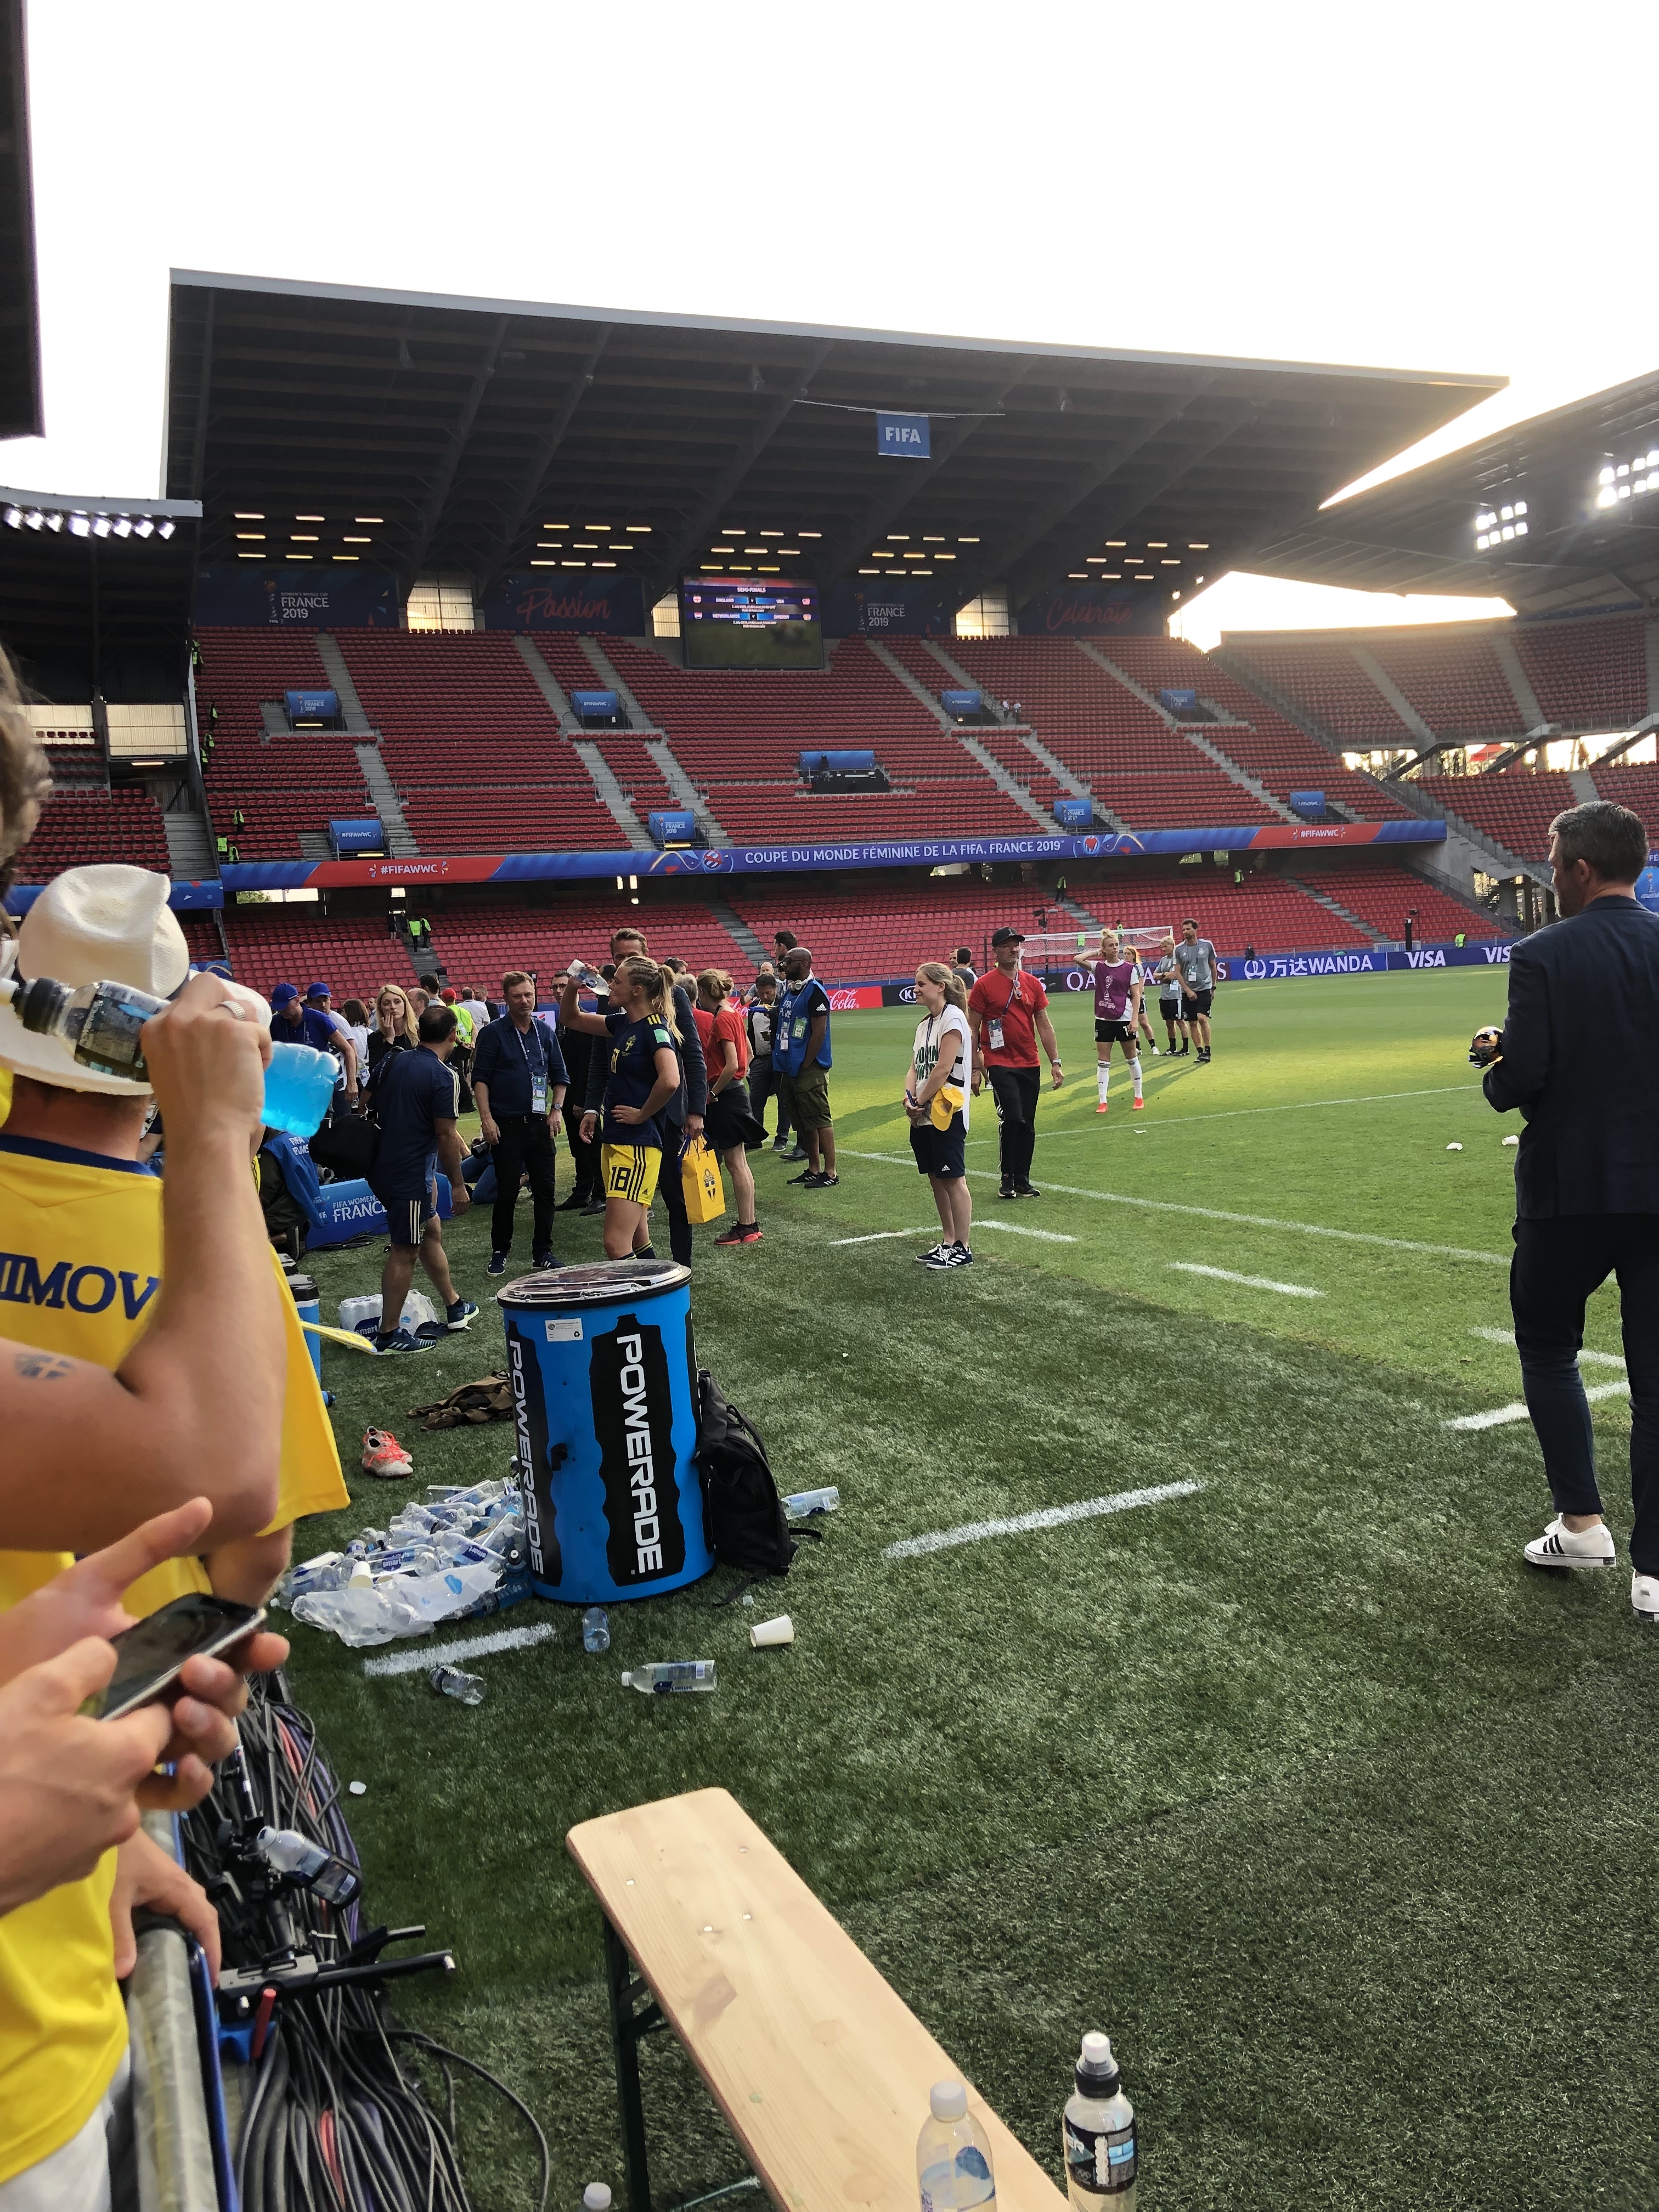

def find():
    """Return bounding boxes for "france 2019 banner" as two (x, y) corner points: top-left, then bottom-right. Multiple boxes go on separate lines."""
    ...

(479, 573), (645, 634)
(194, 566), (401, 628)
(822, 579), (953, 637)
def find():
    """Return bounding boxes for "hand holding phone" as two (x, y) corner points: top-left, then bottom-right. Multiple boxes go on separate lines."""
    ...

(92, 1593), (268, 1723)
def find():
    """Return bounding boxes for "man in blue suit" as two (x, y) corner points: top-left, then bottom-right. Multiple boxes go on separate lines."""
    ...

(1481, 800), (1659, 1621)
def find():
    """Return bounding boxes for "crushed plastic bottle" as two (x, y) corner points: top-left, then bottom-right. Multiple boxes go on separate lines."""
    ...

(783, 1487), (840, 1519)
(918, 2082), (996, 2212)
(255, 1826), (362, 1906)
(583, 1607), (611, 1654)
(430, 1664), (486, 1706)
(620, 1661), (716, 1695)
(291, 1477), (529, 1645)
(291, 1584), (398, 1647)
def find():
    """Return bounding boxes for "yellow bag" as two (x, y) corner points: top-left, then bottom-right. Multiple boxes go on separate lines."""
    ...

(681, 1135), (726, 1224)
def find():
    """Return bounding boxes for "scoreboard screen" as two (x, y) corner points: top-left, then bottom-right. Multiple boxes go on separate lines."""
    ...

(680, 575), (822, 669)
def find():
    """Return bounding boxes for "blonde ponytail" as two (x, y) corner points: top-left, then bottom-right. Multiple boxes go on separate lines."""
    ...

(916, 960), (968, 1012)
(618, 953), (681, 1043)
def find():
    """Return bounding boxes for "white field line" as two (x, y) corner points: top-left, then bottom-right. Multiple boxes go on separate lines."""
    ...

(1468, 1325), (1626, 1367)
(977, 1221), (1076, 1244)
(961, 1082), (1481, 1138)
(362, 1622), (556, 1678)
(885, 1480), (1203, 1560)
(1170, 1262), (1322, 1299)
(839, 1152), (1508, 1264)
(830, 1229), (938, 1245)
(1444, 1380), (1632, 1432)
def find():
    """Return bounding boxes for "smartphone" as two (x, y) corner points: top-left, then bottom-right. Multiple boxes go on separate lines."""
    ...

(92, 1593), (266, 1723)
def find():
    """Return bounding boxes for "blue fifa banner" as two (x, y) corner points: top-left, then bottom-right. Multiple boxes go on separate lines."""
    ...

(478, 573), (645, 634)
(877, 412), (930, 459)
(1637, 865), (1659, 915)
(822, 578), (951, 637)
(1289, 790), (1327, 819)
(1236, 943), (1516, 980)
(286, 689), (339, 722)
(799, 750), (876, 776)
(194, 566), (400, 628)
(571, 690), (618, 720)
(329, 817), (385, 856)
(1054, 798), (1093, 829)
(940, 690), (980, 716)
(1159, 688), (1199, 714)
(1018, 581), (1170, 637)
(213, 816), (1448, 894)
(7, 877), (223, 915)
(647, 809), (697, 846)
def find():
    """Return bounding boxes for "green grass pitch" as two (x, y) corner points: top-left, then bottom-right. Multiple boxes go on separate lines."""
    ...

(287, 970), (1657, 2211)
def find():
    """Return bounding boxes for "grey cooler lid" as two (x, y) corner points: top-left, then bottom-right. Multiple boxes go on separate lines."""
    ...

(496, 1258), (691, 1309)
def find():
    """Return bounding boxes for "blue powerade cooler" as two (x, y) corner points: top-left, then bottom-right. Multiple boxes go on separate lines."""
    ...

(496, 1259), (712, 1604)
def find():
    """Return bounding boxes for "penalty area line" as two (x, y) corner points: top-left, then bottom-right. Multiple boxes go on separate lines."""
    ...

(1444, 1380), (1631, 1432)
(885, 1480), (1203, 1560)
(1171, 1261), (1322, 1299)
(362, 1622), (557, 1678)
(832, 1222), (1077, 1246)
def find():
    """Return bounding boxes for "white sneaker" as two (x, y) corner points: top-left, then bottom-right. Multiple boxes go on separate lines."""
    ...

(1523, 1515), (1616, 1570)
(1633, 1572), (1659, 1621)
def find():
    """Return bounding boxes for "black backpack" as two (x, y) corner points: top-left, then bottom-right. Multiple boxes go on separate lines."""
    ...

(694, 1368), (805, 1585)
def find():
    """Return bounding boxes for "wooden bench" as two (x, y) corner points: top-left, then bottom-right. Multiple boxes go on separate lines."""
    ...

(567, 1787), (1069, 2212)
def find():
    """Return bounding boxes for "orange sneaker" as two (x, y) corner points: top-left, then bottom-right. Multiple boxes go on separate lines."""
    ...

(361, 1427), (413, 1481)
(1132, 1097), (1146, 1111)
(1095, 1102), (1109, 1115)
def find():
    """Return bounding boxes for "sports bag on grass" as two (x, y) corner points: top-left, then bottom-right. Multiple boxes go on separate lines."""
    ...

(693, 1368), (799, 1581)
(681, 1135), (726, 1224)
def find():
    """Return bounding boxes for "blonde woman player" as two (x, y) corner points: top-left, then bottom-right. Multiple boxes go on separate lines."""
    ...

(905, 962), (974, 1269)
(1089, 930), (1144, 1115)
(1152, 935), (1189, 1056)
(559, 955), (681, 1261)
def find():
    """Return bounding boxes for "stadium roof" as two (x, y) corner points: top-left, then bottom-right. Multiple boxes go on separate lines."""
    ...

(1249, 368), (1659, 617)
(162, 270), (1503, 615)
(0, 0), (42, 441)
(0, 488), (201, 695)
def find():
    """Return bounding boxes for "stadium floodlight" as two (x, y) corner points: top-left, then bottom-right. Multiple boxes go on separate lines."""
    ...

(133, 519), (154, 537)
(111, 518), (131, 537)
(158, 522), (174, 539)
(2, 507), (19, 529)
(67, 514), (89, 536)
(354, 516), (383, 524)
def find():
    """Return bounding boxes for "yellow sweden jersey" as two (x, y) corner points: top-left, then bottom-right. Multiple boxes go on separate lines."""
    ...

(0, 1132), (348, 2182)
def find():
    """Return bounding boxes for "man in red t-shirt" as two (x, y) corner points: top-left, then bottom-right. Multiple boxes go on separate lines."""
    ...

(967, 927), (1065, 1197)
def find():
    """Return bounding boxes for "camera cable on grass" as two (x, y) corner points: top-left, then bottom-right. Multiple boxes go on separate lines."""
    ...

(179, 1672), (550, 2212)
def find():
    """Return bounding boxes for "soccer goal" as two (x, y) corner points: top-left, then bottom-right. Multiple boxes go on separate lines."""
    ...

(1022, 924), (1173, 981)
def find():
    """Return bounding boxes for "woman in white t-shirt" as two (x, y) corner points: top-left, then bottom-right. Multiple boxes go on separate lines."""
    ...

(904, 962), (974, 1271)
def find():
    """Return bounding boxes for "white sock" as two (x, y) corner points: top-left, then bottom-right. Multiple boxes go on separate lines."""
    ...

(1097, 1064), (1110, 1103)
(1130, 1056), (1143, 1100)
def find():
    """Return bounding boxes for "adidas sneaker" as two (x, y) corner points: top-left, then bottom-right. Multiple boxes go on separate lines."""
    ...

(1523, 1515), (1616, 1569)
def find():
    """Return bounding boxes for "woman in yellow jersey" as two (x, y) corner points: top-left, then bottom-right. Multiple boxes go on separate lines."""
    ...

(558, 955), (681, 1261)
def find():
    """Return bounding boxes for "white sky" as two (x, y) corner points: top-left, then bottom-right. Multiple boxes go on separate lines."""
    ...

(8, 0), (1650, 648)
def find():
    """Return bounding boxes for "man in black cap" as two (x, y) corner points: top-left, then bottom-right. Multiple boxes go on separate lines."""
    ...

(967, 927), (1064, 1198)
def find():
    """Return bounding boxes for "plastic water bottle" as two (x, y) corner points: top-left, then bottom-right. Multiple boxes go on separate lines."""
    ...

(1, 973), (337, 1136)
(783, 1487), (840, 1519)
(430, 1664), (486, 1706)
(583, 1607), (611, 1654)
(255, 1826), (362, 1906)
(917, 2081), (996, 2212)
(1062, 2034), (1136, 2210)
(620, 1661), (716, 1695)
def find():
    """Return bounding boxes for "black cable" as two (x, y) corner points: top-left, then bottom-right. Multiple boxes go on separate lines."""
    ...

(181, 1676), (534, 2211)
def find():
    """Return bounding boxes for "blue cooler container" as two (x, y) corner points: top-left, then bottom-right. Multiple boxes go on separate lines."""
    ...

(496, 1259), (712, 1604)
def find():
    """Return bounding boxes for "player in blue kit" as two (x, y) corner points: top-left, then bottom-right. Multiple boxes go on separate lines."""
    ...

(1090, 930), (1144, 1116)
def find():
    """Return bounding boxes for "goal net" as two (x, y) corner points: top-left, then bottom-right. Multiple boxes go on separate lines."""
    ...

(1022, 926), (1173, 978)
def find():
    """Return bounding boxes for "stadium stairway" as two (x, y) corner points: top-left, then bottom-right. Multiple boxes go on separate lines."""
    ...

(313, 636), (374, 732)
(161, 803), (215, 883)
(1285, 874), (1387, 944)
(707, 896), (768, 967)
(1077, 640), (1297, 820)
(647, 736), (727, 844)
(1492, 632), (1546, 730)
(353, 743), (420, 857)
(572, 742), (656, 850)
(577, 639), (653, 731)
(864, 639), (1057, 831)
(512, 636), (580, 732)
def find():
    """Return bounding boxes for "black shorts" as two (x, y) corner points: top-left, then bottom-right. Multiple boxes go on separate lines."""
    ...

(910, 1113), (967, 1180)
(374, 1187), (436, 1248)
(1094, 1018), (1137, 1045)
(1183, 988), (1214, 1018)
(1160, 997), (1184, 1023)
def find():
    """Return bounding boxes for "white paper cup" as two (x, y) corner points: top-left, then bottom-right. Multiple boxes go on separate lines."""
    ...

(749, 1615), (794, 1649)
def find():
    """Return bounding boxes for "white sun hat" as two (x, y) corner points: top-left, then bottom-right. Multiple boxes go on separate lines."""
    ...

(0, 865), (191, 1093)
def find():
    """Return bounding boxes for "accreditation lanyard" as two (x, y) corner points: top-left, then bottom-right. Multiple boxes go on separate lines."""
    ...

(516, 1019), (549, 1115)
